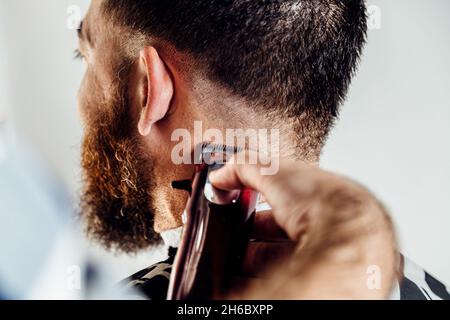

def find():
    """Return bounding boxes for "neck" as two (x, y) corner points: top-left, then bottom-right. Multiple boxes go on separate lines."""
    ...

(210, 108), (321, 165)
(193, 83), (321, 164)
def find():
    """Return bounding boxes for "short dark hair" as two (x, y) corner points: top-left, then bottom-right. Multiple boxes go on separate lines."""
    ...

(103, 0), (367, 153)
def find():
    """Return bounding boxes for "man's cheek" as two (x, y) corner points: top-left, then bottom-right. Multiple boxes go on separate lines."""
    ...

(77, 68), (105, 126)
(77, 75), (90, 125)
(77, 100), (88, 127)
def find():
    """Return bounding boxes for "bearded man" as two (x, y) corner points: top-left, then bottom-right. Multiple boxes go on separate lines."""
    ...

(76, 0), (449, 300)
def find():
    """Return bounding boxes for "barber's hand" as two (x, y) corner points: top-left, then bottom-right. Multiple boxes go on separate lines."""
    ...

(209, 153), (398, 299)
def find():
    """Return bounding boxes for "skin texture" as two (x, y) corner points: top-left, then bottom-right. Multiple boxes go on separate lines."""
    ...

(77, 0), (398, 298)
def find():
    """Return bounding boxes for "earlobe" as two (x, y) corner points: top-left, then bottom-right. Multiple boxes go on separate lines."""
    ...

(137, 47), (174, 137)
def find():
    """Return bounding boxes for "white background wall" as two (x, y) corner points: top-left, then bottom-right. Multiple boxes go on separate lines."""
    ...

(321, 0), (450, 284)
(1, 0), (449, 284)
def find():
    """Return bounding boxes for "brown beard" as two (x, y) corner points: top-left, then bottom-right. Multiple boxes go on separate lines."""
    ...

(80, 63), (161, 253)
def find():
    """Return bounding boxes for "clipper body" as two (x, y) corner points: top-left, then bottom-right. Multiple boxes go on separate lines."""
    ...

(167, 145), (258, 300)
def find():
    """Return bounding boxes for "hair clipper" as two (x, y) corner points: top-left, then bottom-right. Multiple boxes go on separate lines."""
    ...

(167, 143), (258, 300)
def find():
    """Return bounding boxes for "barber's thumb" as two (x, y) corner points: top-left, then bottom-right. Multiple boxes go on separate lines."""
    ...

(208, 163), (244, 191)
(209, 150), (269, 191)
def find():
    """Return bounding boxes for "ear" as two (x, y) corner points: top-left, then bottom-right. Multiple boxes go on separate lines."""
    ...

(136, 47), (174, 136)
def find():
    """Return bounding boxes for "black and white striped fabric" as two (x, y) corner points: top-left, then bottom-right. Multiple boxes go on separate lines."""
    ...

(392, 256), (450, 300)
(120, 247), (177, 300)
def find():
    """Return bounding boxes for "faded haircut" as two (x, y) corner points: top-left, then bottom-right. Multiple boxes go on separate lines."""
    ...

(102, 0), (367, 155)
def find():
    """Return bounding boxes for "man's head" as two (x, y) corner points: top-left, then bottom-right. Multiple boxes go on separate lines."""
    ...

(77, 0), (367, 252)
